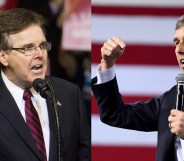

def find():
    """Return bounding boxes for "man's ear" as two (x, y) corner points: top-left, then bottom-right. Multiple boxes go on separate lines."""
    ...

(0, 51), (8, 67)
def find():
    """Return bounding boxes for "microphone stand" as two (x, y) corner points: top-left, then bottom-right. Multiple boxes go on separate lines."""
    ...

(181, 82), (184, 111)
(45, 79), (62, 161)
(182, 94), (184, 111)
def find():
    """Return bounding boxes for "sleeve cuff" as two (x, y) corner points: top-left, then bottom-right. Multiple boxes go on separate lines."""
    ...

(96, 65), (116, 84)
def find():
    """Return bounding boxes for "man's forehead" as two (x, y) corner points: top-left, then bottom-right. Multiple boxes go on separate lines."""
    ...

(8, 25), (46, 43)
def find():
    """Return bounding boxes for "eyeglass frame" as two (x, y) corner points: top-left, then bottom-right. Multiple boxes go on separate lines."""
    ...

(7, 41), (52, 56)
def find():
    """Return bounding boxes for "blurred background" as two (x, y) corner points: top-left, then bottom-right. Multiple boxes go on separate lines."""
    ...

(0, 0), (91, 125)
(91, 0), (184, 161)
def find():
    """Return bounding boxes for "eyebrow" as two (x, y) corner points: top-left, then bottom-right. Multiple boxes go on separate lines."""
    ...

(173, 37), (178, 43)
(21, 41), (47, 48)
(173, 36), (184, 43)
(22, 43), (35, 48)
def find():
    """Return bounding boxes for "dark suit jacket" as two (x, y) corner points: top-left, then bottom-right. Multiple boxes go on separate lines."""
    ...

(92, 77), (177, 161)
(0, 74), (90, 161)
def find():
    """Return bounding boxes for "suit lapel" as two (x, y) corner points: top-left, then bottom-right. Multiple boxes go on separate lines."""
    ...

(0, 75), (42, 160)
(47, 99), (57, 161)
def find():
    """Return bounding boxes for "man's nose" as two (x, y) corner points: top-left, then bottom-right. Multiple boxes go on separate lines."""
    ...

(176, 43), (184, 54)
(34, 46), (44, 56)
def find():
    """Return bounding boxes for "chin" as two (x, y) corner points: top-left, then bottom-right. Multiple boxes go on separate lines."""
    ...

(29, 75), (44, 84)
(34, 75), (45, 81)
(180, 68), (184, 73)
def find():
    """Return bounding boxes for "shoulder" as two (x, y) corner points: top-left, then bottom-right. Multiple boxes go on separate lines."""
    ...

(46, 75), (80, 92)
(158, 85), (176, 105)
(163, 85), (176, 97)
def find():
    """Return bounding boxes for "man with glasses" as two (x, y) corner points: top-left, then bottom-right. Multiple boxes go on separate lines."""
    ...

(0, 8), (90, 161)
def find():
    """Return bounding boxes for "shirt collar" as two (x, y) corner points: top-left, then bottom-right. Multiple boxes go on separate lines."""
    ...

(1, 71), (43, 105)
(1, 71), (25, 108)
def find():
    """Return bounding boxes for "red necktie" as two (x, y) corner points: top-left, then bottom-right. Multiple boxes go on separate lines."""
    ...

(23, 90), (47, 161)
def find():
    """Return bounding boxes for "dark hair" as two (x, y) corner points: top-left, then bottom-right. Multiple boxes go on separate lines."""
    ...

(175, 15), (184, 30)
(0, 8), (48, 51)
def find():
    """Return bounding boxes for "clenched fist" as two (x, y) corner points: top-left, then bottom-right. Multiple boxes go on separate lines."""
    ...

(100, 36), (126, 71)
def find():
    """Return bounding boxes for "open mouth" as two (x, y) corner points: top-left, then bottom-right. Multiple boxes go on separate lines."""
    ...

(31, 64), (43, 70)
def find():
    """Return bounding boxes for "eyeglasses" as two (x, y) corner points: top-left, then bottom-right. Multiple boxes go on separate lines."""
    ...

(10, 42), (52, 56)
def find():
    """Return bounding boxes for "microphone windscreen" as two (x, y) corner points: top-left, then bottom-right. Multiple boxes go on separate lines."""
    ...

(176, 73), (184, 82)
(32, 78), (44, 93)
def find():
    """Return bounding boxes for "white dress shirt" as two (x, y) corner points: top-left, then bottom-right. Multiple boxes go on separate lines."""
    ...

(1, 71), (50, 160)
(96, 64), (184, 161)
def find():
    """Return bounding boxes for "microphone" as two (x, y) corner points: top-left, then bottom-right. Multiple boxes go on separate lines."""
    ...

(33, 78), (62, 161)
(175, 73), (184, 111)
(32, 78), (52, 99)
